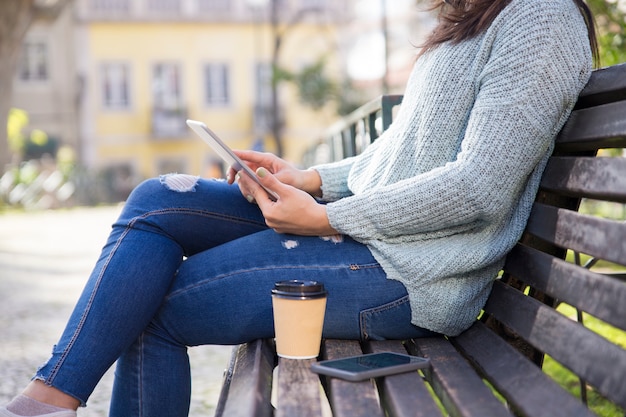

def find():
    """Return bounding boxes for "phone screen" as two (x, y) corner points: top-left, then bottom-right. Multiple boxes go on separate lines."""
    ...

(311, 352), (429, 381)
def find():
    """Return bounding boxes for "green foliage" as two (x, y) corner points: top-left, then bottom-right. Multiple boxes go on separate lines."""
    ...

(587, 0), (626, 65)
(275, 56), (339, 110)
(6, 107), (61, 161)
(275, 57), (367, 117)
(7, 108), (29, 153)
(2, 108), (77, 210)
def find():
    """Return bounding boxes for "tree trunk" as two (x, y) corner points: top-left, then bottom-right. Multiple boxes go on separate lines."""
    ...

(270, 0), (284, 158)
(0, 0), (36, 173)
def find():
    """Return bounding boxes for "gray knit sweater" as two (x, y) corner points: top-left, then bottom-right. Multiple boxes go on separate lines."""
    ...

(313, 0), (592, 336)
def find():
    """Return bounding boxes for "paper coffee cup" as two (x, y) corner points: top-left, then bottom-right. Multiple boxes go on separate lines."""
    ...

(272, 280), (327, 359)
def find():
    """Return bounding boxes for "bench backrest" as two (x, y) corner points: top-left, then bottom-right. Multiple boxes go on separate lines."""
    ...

(309, 62), (626, 413)
(480, 62), (626, 412)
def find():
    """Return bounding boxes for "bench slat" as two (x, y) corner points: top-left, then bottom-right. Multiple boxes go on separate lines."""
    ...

(504, 244), (626, 330)
(525, 203), (626, 266)
(556, 100), (626, 151)
(366, 340), (444, 417)
(214, 339), (276, 417)
(575, 62), (626, 108)
(276, 358), (323, 417)
(452, 322), (596, 417)
(540, 156), (626, 203)
(409, 337), (514, 417)
(485, 282), (626, 408)
(322, 339), (385, 417)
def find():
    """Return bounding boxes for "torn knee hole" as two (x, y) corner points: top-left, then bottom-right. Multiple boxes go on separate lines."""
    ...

(159, 174), (199, 192)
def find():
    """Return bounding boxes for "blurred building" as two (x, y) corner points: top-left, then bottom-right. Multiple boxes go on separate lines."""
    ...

(74, 0), (351, 183)
(11, 4), (80, 162)
(12, 0), (431, 199)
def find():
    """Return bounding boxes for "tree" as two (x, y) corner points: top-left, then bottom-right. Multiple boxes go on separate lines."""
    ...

(587, 0), (626, 65)
(0, 0), (71, 174)
(275, 57), (338, 110)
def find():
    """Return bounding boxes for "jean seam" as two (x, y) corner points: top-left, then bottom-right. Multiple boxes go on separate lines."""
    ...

(128, 207), (267, 229)
(164, 264), (349, 300)
(359, 295), (410, 340)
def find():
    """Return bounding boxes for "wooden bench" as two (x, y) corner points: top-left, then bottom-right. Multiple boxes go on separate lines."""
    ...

(213, 63), (626, 417)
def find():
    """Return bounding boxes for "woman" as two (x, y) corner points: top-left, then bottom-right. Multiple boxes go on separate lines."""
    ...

(2, 0), (597, 415)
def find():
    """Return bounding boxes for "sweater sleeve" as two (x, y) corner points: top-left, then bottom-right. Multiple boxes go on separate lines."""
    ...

(325, 2), (592, 241)
(312, 130), (391, 201)
(310, 156), (356, 202)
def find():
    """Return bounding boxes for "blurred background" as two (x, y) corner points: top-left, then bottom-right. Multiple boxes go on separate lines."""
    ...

(0, 0), (432, 209)
(1, 0), (623, 211)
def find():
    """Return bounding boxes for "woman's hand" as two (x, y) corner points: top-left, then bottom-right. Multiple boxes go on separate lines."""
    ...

(236, 166), (337, 236)
(228, 150), (322, 197)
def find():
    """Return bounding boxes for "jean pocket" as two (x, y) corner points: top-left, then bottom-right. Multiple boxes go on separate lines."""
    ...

(359, 295), (437, 341)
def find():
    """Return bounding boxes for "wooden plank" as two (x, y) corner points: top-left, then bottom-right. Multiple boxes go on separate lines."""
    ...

(555, 100), (626, 151)
(408, 337), (514, 417)
(540, 156), (626, 203)
(322, 339), (385, 417)
(214, 339), (276, 417)
(524, 203), (626, 266)
(485, 282), (626, 408)
(452, 322), (596, 417)
(504, 244), (626, 330)
(366, 340), (444, 417)
(214, 345), (240, 417)
(276, 358), (323, 417)
(575, 62), (626, 109)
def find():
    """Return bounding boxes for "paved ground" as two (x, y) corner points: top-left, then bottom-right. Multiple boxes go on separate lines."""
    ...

(0, 205), (232, 416)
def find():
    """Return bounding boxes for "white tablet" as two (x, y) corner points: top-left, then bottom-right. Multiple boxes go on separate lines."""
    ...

(186, 119), (279, 201)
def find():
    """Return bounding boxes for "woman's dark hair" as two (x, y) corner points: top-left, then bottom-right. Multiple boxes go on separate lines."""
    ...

(418, 0), (599, 65)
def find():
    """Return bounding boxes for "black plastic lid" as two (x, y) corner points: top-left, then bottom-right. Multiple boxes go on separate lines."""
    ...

(271, 280), (327, 299)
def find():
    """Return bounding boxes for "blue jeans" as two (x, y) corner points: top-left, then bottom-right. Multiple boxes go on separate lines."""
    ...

(34, 174), (434, 416)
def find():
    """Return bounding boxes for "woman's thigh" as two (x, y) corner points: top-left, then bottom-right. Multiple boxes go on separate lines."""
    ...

(153, 230), (435, 346)
(117, 175), (268, 256)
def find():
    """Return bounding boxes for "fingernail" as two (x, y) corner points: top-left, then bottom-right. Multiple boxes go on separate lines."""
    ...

(246, 195), (254, 203)
(257, 167), (267, 178)
(235, 172), (241, 182)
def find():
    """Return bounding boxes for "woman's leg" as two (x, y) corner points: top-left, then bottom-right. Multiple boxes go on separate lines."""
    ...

(109, 230), (436, 417)
(20, 175), (268, 408)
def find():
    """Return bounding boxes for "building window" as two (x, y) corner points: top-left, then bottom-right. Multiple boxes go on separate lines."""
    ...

(197, 0), (230, 12)
(89, 0), (130, 12)
(153, 63), (182, 110)
(147, 0), (180, 13)
(204, 64), (230, 106)
(101, 62), (131, 109)
(152, 63), (186, 137)
(157, 157), (188, 175)
(255, 62), (272, 107)
(20, 41), (49, 81)
(252, 62), (273, 133)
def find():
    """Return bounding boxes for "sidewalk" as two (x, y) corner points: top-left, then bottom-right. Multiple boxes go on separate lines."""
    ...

(0, 206), (231, 416)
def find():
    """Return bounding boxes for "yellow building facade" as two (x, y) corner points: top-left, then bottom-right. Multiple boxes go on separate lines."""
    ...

(76, 0), (349, 182)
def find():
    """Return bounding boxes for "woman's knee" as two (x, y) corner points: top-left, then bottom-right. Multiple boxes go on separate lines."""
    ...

(129, 174), (200, 200)
(124, 175), (201, 211)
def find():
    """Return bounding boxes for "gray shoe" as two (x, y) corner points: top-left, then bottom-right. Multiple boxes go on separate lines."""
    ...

(0, 407), (76, 417)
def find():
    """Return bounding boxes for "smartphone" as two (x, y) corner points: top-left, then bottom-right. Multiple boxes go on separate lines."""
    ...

(310, 351), (430, 382)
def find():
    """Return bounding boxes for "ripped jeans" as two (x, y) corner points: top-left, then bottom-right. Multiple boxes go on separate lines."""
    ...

(34, 175), (434, 417)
